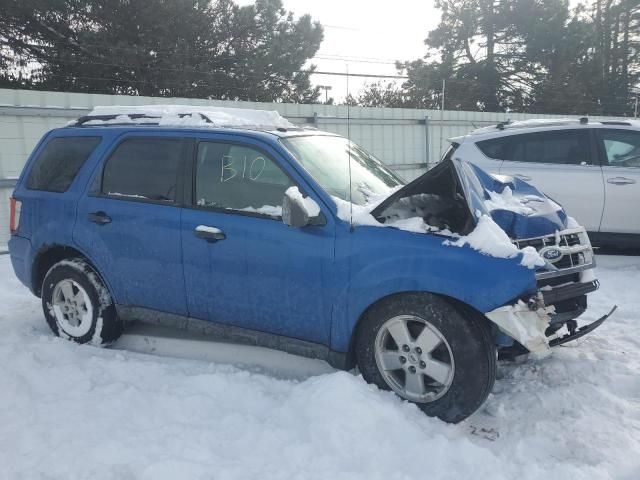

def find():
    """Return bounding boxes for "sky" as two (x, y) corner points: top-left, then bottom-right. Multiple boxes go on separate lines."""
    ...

(236, 0), (587, 103)
(236, 0), (442, 101)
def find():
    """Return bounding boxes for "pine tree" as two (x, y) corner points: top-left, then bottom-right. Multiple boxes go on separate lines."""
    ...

(0, 0), (323, 102)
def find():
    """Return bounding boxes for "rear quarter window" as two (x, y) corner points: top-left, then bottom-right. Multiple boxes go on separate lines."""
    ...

(476, 137), (510, 160)
(26, 136), (101, 192)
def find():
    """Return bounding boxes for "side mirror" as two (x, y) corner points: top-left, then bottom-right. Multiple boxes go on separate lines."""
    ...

(282, 187), (322, 227)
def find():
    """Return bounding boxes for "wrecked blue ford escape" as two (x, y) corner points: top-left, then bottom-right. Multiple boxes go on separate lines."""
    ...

(7, 106), (614, 423)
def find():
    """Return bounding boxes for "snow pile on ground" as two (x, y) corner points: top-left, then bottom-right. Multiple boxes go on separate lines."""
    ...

(445, 214), (545, 268)
(1, 255), (639, 479)
(86, 105), (295, 129)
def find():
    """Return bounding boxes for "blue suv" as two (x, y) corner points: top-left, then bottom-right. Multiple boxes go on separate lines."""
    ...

(8, 106), (612, 423)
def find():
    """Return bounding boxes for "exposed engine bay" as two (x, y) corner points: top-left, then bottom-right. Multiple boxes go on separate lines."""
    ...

(372, 161), (475, 235)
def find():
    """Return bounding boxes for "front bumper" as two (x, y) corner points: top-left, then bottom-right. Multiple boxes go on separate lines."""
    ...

(549, 306), (616, 347)
(541, 280), (598, 305)
(488, 226), (609, 355)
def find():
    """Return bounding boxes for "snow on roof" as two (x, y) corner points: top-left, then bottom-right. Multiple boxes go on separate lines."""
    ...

(84, 104), (295, 129)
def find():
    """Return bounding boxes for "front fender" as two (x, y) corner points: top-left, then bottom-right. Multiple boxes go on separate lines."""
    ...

(330, 227), (537, 352)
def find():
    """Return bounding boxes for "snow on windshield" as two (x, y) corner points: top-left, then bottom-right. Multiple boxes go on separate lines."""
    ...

(281, 136), (403, 206)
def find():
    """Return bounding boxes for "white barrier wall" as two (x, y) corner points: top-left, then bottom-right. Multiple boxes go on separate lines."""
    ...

(0, 88), (632, 247)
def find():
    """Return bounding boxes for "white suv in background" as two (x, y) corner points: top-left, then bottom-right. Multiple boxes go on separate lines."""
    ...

(446, 119), (640, 248)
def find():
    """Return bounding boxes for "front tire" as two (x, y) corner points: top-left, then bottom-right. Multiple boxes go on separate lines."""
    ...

(42, 259), (123, 346)
(355, 293), (496, 423)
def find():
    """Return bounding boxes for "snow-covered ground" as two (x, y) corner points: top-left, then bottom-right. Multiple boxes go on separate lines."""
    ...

(1, 254), (639, 480)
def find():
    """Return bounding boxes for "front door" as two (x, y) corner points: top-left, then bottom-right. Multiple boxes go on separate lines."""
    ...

(596, 128), (640, 234)
(498, 129), (605, 232)
(73, 135), (189, 315)
(181, 136), (335, 345)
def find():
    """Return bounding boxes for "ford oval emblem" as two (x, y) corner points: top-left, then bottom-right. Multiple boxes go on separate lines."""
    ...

(540, 246), (563, 263)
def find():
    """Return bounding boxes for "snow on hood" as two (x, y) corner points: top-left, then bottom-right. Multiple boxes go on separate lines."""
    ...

(333, 194), (543, 268)
(332, 158), (567, 268)
(444, 214), (545, 269)
(86, 105), (295, 129)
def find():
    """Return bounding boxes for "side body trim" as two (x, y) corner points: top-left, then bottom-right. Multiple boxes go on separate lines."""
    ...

(116, 305), (351, 370)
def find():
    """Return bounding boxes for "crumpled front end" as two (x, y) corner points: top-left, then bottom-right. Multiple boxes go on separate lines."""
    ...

(486, 300), (555, 355)
(486, 226), (614, 356)
(369, 157), (612, 355)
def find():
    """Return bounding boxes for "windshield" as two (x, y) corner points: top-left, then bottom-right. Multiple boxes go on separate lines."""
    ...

(281, 135), (404, 205)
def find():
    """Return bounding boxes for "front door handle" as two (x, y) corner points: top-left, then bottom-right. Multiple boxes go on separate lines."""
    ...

(88, 211), (111, 225)
(607, 177), (636, 185)
(194, 225), (226, 242)
(513, 174), (532, 181)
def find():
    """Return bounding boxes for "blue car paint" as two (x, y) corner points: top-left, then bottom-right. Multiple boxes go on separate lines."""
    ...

(455, 160), (568, 238)
(180, 132), (338, 344)
(329, 225), (537, 351)
(8, 234), (31, 287)
(9, 125), (562, 356)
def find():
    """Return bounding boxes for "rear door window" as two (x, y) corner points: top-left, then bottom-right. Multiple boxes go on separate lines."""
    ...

(505, 130), (592, 165)
(101, 137), (184, 202)
(27, 136), (101, 192)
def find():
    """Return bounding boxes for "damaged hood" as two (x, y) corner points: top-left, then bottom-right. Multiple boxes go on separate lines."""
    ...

(373, 159), (568, 239)
(455, 160), (568, 238)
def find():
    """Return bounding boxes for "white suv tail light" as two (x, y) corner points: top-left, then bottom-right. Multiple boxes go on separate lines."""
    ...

(9, 197), (21, 234)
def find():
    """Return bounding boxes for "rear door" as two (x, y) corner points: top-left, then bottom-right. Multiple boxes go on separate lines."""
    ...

(181, 135), (335, 344)
(495, 129), (605, 231)
(596, 128), (640, 234)
(73, 134), (190, 315)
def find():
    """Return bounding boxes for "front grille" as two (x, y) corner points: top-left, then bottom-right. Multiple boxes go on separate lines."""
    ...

(514, 227), (595, 281)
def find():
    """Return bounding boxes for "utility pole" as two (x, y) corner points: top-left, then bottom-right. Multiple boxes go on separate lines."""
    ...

(439, 79), (446, 161)
(319, 85), (332, 104)
(635, 96), (638, 118)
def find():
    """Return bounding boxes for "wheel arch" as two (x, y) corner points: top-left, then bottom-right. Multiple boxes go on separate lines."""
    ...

(342, 290), (493, 371)
(31, 244), (114, 301)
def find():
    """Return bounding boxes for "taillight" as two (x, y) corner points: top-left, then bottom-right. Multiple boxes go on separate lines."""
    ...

(9, 197), (21, 234)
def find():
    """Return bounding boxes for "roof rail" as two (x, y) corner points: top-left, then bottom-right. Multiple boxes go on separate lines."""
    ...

(496, 119), (512, 130)
(73, 112), (212, 127)
(601, 121), (632, 126)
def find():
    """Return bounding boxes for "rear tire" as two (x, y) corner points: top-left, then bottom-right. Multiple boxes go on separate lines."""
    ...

(42, 258), (123, 346)
(355, 293), (496, 423)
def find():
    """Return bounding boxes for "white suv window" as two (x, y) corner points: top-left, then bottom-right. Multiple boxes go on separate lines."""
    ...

(477, 130), (593, 166)
(476, 137), (510, 160)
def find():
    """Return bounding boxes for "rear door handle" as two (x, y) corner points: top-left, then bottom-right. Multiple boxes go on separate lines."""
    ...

(88, 211), (111, 225)
(513, 174), (532, 181)
(194, 225), (226, 242)
(607, 177), (636, 185)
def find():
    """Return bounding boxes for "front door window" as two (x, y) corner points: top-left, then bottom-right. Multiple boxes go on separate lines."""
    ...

(195, 142), (293, 217)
